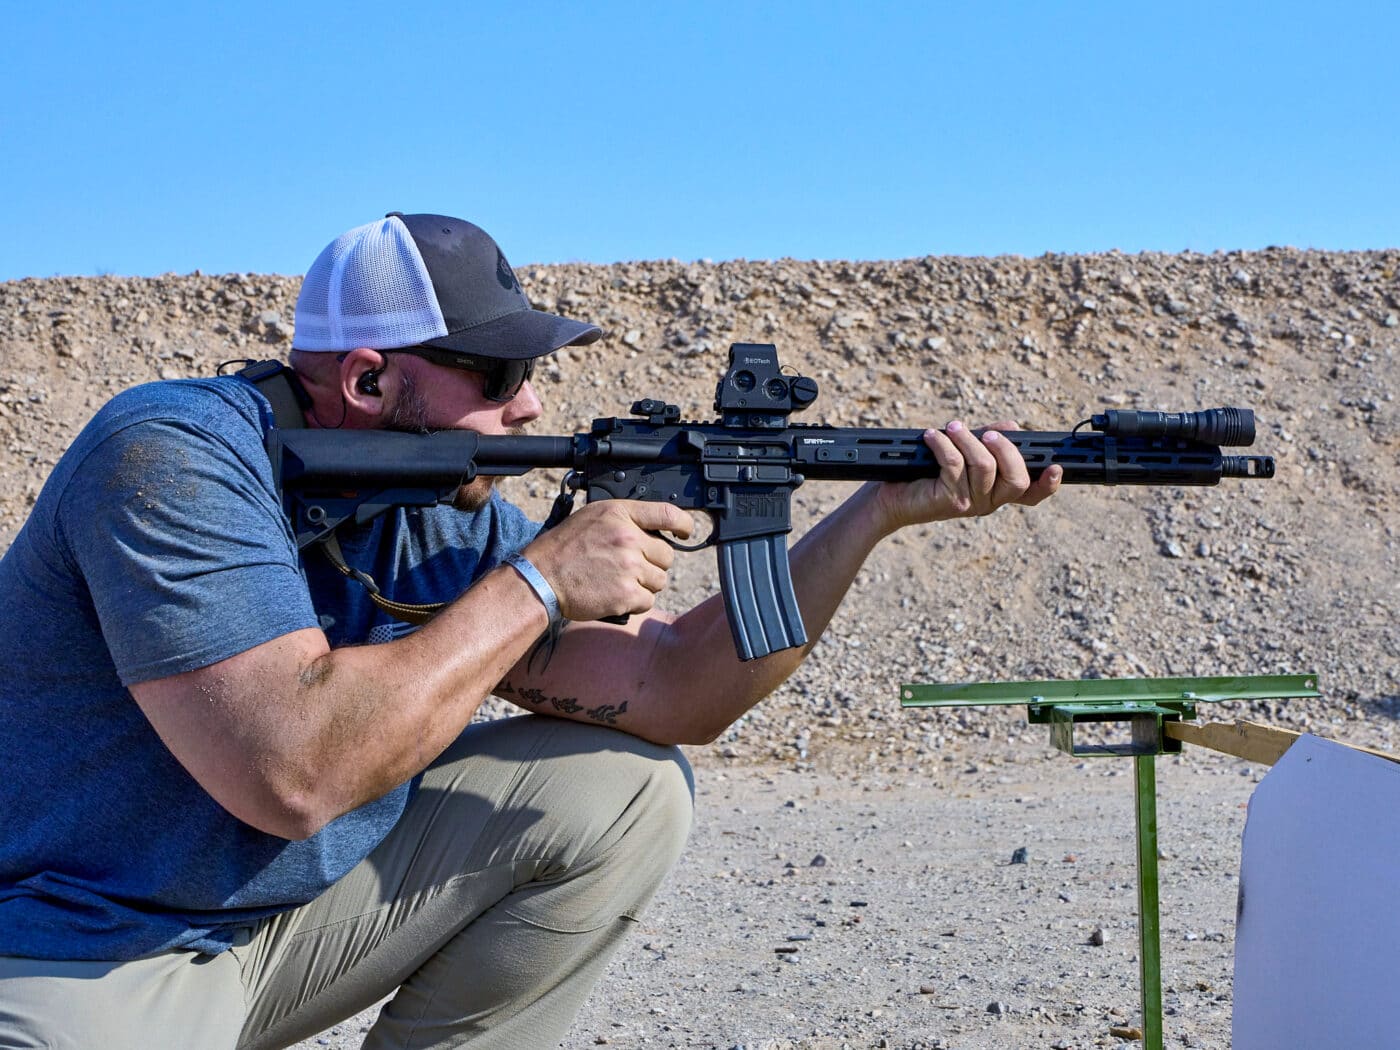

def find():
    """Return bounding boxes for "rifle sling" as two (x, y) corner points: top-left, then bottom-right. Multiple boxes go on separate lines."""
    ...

(318, 531), (444, 626)
(234, 359), (311, 431)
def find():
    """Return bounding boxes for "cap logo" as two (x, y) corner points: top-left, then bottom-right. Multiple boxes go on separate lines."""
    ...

(496, 249), (521, 294)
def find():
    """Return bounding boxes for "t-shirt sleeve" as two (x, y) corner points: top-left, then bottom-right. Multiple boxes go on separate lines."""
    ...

(57, 415), (320, 685)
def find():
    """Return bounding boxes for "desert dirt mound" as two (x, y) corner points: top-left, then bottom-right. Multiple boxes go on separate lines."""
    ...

(2, 249), (1397, 766)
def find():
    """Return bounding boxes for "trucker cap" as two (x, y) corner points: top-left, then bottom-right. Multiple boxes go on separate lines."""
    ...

(293, 212), (602, 360)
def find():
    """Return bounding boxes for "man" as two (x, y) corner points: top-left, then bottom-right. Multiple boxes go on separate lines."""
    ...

(0, 213), (1061, 1049)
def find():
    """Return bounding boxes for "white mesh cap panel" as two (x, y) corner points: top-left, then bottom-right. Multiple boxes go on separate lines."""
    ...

(293, 217), (449, 350)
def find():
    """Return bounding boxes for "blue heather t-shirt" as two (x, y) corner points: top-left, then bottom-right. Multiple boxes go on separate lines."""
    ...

(0, 376), (539, 961)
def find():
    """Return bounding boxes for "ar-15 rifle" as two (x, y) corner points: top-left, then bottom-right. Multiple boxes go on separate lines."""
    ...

(267, 343), (1275, 661)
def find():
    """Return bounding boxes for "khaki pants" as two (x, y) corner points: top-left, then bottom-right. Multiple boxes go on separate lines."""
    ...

(0, 716), (694, 1050)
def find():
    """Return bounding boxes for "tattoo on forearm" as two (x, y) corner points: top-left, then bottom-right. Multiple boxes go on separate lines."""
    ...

(497, 680), (583, 715)
(496, 680), (629, 724)
(498, 681), (545, 705)
(585, 701), (629, 725)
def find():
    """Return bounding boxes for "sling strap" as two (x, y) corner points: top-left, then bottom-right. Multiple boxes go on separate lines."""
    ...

(232, 359), (311, 431)
(318, 531), (443, 626)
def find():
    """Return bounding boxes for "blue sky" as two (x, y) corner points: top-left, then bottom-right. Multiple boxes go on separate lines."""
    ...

(3, 1), (1397, 280)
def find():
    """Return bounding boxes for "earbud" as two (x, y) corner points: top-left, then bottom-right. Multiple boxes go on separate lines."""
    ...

(357, 369), (383, 396)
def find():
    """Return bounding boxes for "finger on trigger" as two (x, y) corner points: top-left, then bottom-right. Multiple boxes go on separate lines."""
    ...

(628, 499), (694, 540)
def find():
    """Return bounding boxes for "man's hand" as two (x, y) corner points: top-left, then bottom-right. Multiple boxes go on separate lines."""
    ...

(874, 419), (1062, 533)
(523, 500), (694, 622)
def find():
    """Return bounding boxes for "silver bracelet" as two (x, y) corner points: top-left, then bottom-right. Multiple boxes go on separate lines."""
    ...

(505, 552), (562, 636)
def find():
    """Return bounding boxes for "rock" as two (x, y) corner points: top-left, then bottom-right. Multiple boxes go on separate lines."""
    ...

(1009, 847), (1029, 865)
(1090, 927), (1107, 946)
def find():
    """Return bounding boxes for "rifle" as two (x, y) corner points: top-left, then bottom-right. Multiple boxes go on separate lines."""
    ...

(267, 343), (1275, 660)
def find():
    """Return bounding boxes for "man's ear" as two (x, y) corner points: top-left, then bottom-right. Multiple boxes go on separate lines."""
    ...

(340, 349), (389, 421)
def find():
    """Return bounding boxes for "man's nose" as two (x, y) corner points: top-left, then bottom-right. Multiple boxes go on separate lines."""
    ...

(504, 379), (543, 425)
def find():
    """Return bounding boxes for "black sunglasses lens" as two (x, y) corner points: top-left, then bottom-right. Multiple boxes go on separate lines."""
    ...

(390, 347), (535, 402)
(483, 358), (533, 402)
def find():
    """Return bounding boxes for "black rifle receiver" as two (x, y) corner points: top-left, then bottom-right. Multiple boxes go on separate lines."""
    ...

(268, 343), (1275, 660)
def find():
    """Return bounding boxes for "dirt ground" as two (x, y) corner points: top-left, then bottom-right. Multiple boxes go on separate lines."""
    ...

(292, 734), (1259, 1050)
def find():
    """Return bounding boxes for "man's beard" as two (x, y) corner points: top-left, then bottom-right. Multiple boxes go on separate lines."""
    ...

(385, 371), (524, 512)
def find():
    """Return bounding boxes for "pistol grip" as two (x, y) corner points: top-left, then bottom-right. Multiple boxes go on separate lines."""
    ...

(716, 534), (808, 661)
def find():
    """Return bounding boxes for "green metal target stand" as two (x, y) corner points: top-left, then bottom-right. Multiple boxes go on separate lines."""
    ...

(900, 673), (1320, 1050)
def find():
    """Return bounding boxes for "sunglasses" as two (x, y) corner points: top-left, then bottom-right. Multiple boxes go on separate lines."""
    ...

(381, 345), (536, 403)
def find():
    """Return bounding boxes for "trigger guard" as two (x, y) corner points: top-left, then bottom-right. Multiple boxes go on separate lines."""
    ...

(664, 532), (711, 553)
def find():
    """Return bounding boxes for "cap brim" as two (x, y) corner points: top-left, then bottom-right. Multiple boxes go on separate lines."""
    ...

(421, 307), (602, 361)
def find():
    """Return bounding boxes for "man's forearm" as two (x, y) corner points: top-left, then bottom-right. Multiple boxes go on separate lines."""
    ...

(293, 567), (551, 815)
(131, 564), (552, 839)
(648, 482), (892, 741)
